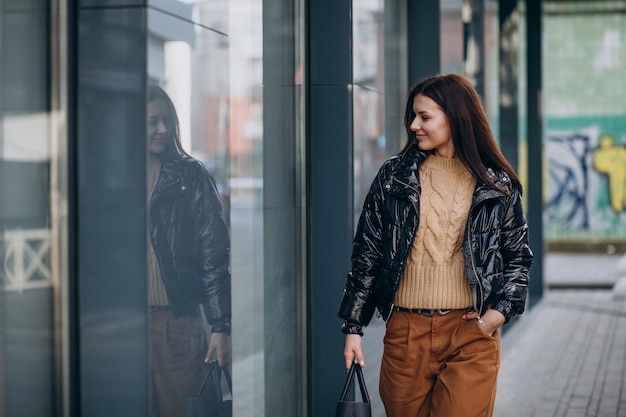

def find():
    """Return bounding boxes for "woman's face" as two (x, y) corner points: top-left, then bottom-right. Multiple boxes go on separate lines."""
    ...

(147, 100), (171, 156)
(410, 94), (455, 158)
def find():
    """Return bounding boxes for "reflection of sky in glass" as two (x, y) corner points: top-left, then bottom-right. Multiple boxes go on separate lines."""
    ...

(2, 113), (50, 161)
(353, 0), (386, 227)
(353, 0), (384, 88)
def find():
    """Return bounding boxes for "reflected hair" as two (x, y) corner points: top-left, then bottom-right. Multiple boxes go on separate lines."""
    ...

(401, 73), (522, 194)
(148, 84), (190, 160)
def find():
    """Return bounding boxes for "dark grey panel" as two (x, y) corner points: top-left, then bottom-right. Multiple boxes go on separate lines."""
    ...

(308, 1), (353, 415)
(526, 0), (544, 304)
(4, 289), (55, 417)
(308, 1), (351, 85)
(2, 9), (49, 113)
(0, 161), (50, 228)
(79, 0), (146, 7)
(3, 0), (47, 11)
(407, 0), (440, 84)
(309, 84), (354, 417)
(78, 7), (148, 417)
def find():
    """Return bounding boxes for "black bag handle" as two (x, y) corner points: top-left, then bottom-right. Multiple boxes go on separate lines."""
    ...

(339, 360), (370, 404)
(197, 360), (233, 399)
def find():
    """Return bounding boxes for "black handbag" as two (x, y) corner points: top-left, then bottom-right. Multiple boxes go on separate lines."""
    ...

(335, 361), (371, 417)
(184, 360), (232, 417)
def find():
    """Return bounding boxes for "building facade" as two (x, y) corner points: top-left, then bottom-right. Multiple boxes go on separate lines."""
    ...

(2, 1), (622, 416)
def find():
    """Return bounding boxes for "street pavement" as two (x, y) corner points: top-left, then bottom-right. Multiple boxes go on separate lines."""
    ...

(360, 252), (626, 417)
(494, 253), (626, 417)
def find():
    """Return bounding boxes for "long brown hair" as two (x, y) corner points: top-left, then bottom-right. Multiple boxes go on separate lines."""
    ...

(148, 84), (190, 161)
(401, 73), (522, 194)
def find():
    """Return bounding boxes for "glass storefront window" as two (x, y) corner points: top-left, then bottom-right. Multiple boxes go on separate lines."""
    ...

(146, 1), (306, 416)
(147, 3), (232, 416)
(353, 0), (386, 220)
(0, 1), (60, 416)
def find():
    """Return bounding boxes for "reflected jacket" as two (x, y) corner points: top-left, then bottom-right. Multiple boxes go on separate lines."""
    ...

(150, 157), (231, 334)
(338, 144), (533, 335)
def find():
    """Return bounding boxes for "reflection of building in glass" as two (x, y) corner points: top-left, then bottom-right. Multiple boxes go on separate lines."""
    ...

(148, 1), (232, 210)
(1, 1), (625, 416)
(353, 0), (386, 217)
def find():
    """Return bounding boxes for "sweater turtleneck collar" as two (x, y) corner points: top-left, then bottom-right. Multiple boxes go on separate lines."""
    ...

(425, 154), (468, 173)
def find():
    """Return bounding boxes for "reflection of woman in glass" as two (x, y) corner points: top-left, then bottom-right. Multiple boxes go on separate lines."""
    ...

(147, 84), (231, 417)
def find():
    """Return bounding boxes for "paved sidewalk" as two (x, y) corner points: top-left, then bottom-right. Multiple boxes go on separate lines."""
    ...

(544, 253), (623, 289)
(494, 253), (626, 417)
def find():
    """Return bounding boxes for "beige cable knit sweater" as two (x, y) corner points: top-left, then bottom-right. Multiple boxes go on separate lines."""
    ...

(148, 161), (170, 307)
(394, 154), (476, 310)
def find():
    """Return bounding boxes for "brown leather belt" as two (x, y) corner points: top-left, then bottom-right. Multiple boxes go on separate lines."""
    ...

(392, 306), (454, 317)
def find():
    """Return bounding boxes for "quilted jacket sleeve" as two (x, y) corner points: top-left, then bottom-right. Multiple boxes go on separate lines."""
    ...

(494, 186), (533, 322)
(188, 161), (232, 333)
(337, 164), (388, 335)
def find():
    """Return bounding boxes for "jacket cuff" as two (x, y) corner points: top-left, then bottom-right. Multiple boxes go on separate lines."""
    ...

(494, 300), (515, 324)
(211, 318), (231, 335)
(341, 321), (363, 336)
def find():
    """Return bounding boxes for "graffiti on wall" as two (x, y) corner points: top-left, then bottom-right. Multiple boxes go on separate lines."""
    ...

(546, 129), (594, 230)
(545, 127), (626, 240)
(593, 134), (626, 213)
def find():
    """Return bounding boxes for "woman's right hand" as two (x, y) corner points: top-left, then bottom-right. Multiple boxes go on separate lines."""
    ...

(344, 334), (365, 371)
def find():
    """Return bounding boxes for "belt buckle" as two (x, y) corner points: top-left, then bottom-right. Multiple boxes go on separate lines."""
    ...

(422, 309), (434, 317)
(437, 309), (453, 316)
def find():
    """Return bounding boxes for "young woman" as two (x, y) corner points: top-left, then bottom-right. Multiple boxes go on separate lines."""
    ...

(338, 73), (533, 417)
(147, 84), (230, 417)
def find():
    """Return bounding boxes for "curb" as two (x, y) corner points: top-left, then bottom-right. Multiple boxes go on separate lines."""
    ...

(614, 254), (626, 300)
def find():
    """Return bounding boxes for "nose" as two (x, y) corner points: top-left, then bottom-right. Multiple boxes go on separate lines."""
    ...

(410, 117), (421, 132)
(157, 120), (168, 134)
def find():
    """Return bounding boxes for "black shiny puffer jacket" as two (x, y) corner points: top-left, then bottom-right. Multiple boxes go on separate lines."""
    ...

(338, 145), (533, 335)
(150, 157), (231, 333)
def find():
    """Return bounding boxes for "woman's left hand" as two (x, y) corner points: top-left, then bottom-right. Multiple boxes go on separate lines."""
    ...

(206, 332), (230, 368)
(462, 308), (505, 336)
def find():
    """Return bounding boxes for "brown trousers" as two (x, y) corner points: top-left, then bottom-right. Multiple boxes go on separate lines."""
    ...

(379, 310), (500, 417)
(149, 308), (209, 417)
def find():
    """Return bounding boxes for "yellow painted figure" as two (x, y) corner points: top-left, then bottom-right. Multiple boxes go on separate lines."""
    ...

(593, 134), (626, 212)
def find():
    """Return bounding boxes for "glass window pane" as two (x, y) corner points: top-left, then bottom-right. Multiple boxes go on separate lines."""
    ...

(0, 2), (56, 416)
(353, 0), (386, 217)
(145, 1), (308, 416)
(147, 5), (232, 416)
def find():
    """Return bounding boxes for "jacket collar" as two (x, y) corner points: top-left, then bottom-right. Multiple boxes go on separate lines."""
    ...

(472, 167), (510, 206)
(387, 144), (426, 196)
(388, 144), (512, 202)
(151, 158), (187, 202)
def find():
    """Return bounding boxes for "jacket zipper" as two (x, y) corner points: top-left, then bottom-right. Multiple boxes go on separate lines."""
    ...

(151, 179), (182, 205)
(392, 177), (420, 194)
(384, 177), (420, 322)
(472, 259), (484, 315)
